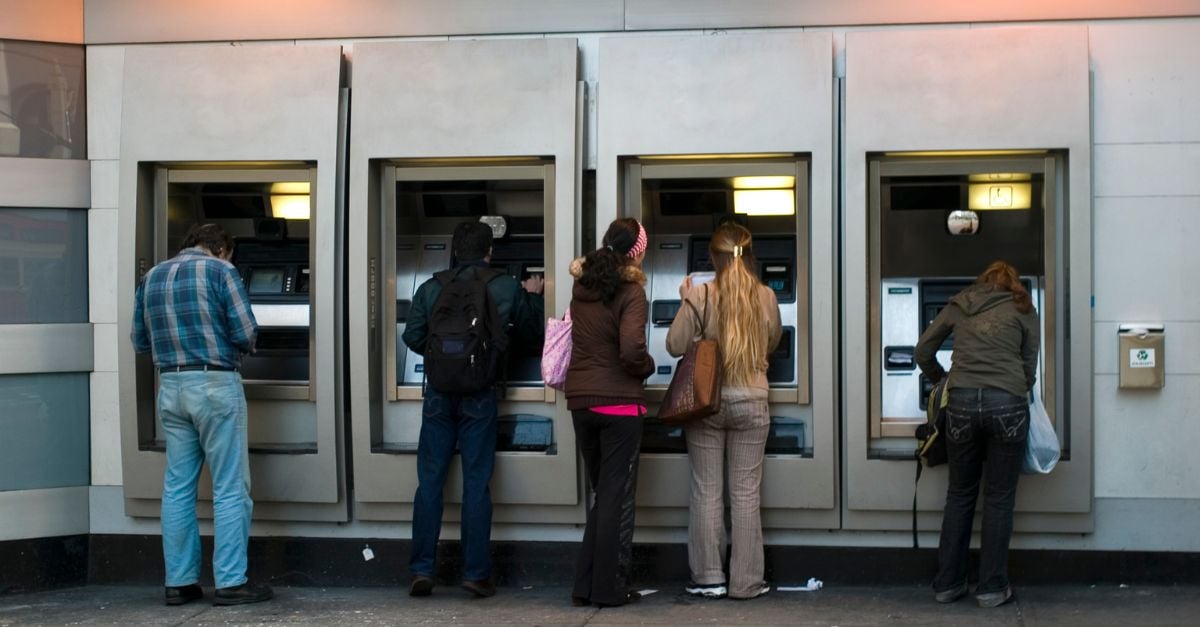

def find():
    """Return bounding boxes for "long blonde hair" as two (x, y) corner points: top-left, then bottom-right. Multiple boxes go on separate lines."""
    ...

(710, 223), (767, 386)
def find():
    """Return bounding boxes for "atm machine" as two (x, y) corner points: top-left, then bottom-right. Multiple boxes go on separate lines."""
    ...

(867, 153), (1061, 451)
(620, 156), (814, 523)
(125, 164), (346, 519)
(349, 158), (581, 518)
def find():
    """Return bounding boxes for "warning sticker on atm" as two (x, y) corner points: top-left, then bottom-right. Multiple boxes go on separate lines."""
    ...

(1130, 348), (1156, 369)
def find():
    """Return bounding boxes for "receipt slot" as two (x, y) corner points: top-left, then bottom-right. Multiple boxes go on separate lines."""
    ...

(1119, 325), (1165, 390)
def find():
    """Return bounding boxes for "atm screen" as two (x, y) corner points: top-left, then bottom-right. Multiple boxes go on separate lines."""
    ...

(249, 267), (286, 294)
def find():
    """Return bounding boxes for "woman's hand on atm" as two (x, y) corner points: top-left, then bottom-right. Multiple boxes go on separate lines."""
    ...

(522, 274), (545, 295)
(678, 275), (694, 300)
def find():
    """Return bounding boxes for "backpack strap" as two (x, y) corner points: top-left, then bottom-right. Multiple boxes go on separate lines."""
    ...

(912, 460), (923, 549)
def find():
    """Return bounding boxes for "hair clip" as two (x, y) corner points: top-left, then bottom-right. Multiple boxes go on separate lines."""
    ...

(733, 245), (743, 258)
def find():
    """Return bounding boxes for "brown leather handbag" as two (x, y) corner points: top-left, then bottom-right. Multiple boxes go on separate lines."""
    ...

(658, 286), (723, 425)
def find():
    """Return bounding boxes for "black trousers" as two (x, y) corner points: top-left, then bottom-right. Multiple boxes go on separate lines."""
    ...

(571, 409), (643, 606)
(934, 387), (1029, 595)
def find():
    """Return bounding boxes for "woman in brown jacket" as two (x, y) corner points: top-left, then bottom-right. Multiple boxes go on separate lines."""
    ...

(564, 217), (655, 608)
(667, 222), (781, 601)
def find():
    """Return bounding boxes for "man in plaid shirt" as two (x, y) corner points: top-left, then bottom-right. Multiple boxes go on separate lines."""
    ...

(132, 223), (272, 607)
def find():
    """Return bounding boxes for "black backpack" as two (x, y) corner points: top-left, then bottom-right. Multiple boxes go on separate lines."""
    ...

(912, 377), (950, 548)
(424, 267), (507, 394)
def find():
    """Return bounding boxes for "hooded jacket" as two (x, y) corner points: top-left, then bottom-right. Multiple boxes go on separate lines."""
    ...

(915, 283), (1040, 398)
(564, 257), (655, 410)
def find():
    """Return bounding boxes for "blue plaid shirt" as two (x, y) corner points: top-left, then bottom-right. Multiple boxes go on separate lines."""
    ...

(132, 247), (257, 368)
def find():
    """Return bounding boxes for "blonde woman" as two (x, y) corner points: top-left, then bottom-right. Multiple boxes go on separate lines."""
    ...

(666, 222), (782, 600)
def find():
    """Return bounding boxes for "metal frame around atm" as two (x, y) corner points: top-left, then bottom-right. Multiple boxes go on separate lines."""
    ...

(156, 166), (319, 402)
(620, 155), (837, 529)
(354, 159), (582, 523)
(867, 153), (1062, 440)
(123, 162), (348, 520)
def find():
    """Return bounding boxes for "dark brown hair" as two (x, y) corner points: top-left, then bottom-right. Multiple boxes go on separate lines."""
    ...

(578, 218), (640, 303)
(181, 223), (233, 257)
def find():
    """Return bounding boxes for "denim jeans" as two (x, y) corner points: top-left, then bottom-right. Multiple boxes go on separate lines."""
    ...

(158, 370), (252, 590)
(410, 387), (498, 582)
(934, 387), (1029, 595)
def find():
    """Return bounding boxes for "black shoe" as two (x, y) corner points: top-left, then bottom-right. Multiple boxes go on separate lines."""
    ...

(164, 583), (203, 606)
(571, 596), (591, 607)
(213, 582), (274, 606)
(461, 579), (496, 598)
(410, 576), (434, 597)
(935, 582), (969, 604)
(594, 590), (641, 607)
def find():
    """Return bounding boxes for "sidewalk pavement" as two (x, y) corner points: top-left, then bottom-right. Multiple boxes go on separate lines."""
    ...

(2, 583), (1197, 626)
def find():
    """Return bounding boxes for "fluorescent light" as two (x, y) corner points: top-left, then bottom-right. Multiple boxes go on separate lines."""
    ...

(269, 181), (311, 220)
(734, 189), (795, 216)
(270, 181), (310, 195)
(968, 182), (1032, 210)
(732, 176), (795, 190)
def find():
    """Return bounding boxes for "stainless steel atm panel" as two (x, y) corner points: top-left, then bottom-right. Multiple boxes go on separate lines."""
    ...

(383, 163), (555, 453)
(621, 156), (826, 527)
(354, 159), (579, 521)
(868, 155), (1060, 448)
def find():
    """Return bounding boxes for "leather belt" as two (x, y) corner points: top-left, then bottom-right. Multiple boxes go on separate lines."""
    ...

(160, 364), (238, 373)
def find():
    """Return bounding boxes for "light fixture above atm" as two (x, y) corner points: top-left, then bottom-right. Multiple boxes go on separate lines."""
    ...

(732, 176), (796, 216)
(270, 181), (311, 220)
(968, 182), (1032, 211)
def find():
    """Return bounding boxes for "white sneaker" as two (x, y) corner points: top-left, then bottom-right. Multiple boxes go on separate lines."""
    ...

(684, 581), (728, 598)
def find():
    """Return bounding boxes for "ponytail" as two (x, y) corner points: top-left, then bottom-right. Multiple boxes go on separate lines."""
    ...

(709, 223), (768, 386)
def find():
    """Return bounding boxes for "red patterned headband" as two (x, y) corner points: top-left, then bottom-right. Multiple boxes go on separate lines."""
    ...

(628, 221), (648, 259)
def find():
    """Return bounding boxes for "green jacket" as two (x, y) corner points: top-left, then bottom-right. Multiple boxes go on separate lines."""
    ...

(915, 283), (1040, 398)
(402, 262), (544, 356)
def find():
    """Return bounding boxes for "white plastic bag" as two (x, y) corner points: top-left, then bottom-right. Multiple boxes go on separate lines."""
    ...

(1023, 394), (1061, 474)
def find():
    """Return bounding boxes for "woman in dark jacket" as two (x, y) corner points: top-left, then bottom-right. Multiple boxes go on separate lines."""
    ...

(915, 260), (1040, 608)
(564, 217), (655, 607)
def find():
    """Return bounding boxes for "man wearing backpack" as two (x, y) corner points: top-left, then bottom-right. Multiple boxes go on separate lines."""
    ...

(402, 220), (545, 598)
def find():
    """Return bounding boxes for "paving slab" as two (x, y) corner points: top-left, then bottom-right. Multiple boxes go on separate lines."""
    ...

(2, 583), (1198, 626)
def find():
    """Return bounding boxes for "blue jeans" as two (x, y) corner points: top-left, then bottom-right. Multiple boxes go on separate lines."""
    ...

(158, 370), (252, 590)
(934, 387), (1029, 595)
(410, 387), (498, 582)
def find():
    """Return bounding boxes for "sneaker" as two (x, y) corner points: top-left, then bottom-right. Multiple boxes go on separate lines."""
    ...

(935, 582), (969, 603)
(684, 581), (728, 598)
(213, 581), (273, 606)
(730, 582), (771, 600)
(409, 576), (434, 597)
(164, 583), (203, 606)
(460, 578), (496, 598)
(976, 586), (1014, 608)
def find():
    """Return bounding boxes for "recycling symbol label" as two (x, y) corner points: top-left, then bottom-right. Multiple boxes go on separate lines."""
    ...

(1130, 347), (1156, 369)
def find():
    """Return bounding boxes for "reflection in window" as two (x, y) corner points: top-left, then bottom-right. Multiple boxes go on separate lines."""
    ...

(0, 373), (90, 491)
(0, 209), (88, 323)
(0, 39), (87, 159)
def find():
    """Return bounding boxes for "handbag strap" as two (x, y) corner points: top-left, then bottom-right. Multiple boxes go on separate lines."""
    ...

(682, 284), (711, 341)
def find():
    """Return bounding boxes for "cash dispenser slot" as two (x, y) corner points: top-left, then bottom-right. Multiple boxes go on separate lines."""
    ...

(496, 414), (554, 453)
(767, 327), (795, 384)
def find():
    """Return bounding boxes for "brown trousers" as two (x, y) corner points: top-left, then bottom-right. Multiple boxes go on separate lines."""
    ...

(684, 394), (770, 598)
